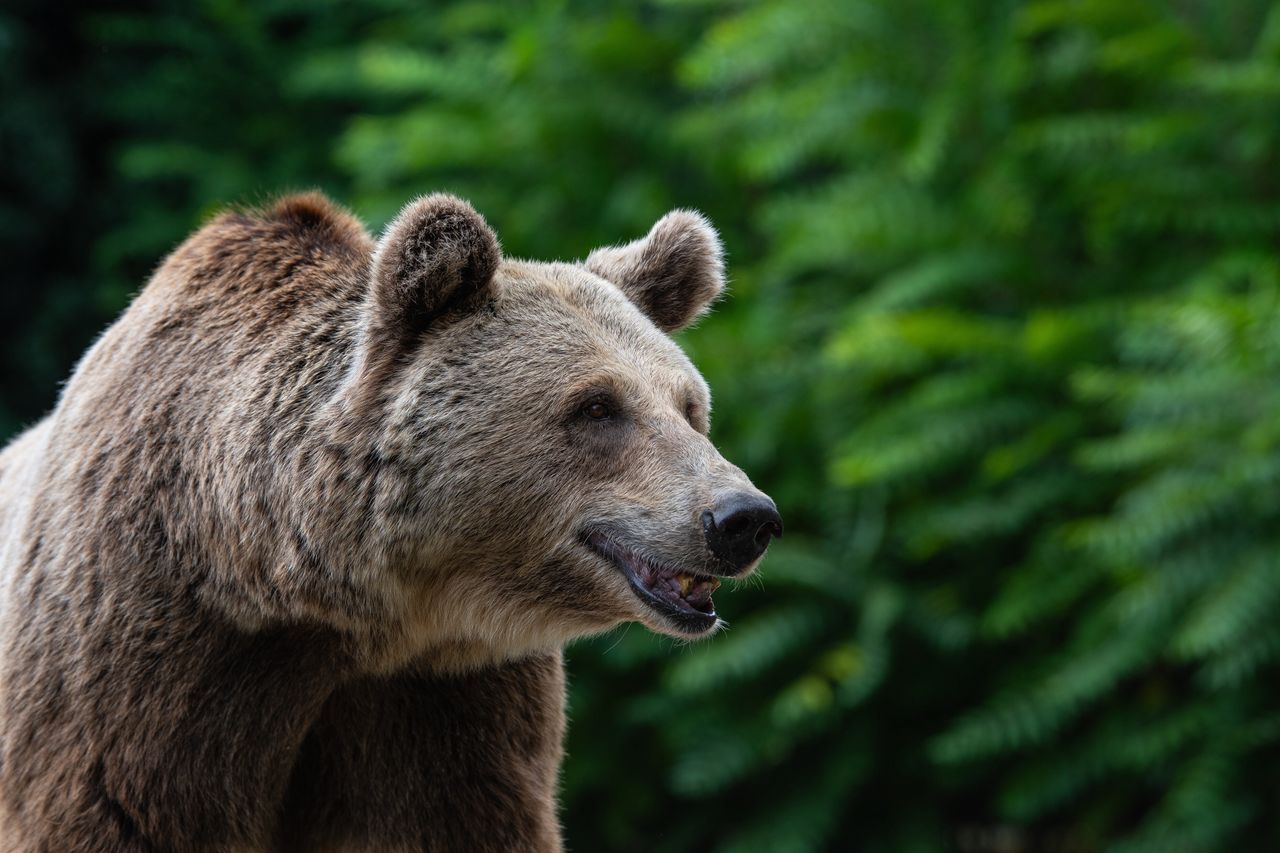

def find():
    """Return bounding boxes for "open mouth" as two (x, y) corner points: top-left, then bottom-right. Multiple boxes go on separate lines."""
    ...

(585, 532), (721, 634)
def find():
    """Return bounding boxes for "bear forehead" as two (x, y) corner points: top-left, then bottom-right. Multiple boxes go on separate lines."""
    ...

(491, 260), (705, 388)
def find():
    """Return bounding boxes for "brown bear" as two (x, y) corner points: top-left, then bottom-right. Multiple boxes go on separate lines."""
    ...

(0, 192), (781, 852)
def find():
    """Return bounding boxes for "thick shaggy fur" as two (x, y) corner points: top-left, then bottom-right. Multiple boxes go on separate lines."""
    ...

(0, 192), (767, 852)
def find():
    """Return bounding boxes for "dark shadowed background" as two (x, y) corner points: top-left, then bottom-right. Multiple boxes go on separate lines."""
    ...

(4, 1), (1280, 850)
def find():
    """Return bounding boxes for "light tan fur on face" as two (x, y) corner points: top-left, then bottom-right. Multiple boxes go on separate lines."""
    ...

(0, 192), (769, 852)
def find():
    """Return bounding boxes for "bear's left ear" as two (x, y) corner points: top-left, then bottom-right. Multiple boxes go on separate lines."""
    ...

(368, 194), (501, 346)
(583, 210), (725, 333)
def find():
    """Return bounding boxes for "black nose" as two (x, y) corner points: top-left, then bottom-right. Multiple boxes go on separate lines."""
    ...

(702, 493), (783, 573)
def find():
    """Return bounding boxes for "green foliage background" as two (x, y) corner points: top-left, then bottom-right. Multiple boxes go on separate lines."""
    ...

(4, 0), (1280, 849)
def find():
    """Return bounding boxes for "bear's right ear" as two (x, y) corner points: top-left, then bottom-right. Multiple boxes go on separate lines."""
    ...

(368, 194), (500, 345)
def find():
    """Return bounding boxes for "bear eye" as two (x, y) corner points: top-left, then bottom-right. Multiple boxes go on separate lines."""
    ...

(582, 400), (614, 421)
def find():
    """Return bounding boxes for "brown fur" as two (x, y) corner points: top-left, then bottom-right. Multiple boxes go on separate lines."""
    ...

(0, 192), (771, 851)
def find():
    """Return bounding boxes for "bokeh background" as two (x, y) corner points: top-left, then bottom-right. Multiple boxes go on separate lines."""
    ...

(4, 0), (1280, 850)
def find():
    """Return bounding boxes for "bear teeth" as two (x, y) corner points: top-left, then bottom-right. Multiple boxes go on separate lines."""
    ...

(674, 573), (720, 599)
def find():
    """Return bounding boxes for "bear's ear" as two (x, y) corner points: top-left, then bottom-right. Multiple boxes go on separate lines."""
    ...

(369, 194), (500, 344)
(583, 210), (725, 333)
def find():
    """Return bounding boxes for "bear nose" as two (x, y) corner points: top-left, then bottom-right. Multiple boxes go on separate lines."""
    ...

(702, 493), (783, 574)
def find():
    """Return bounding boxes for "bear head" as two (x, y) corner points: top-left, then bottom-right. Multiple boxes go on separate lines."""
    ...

(328, 195), (781, 664)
